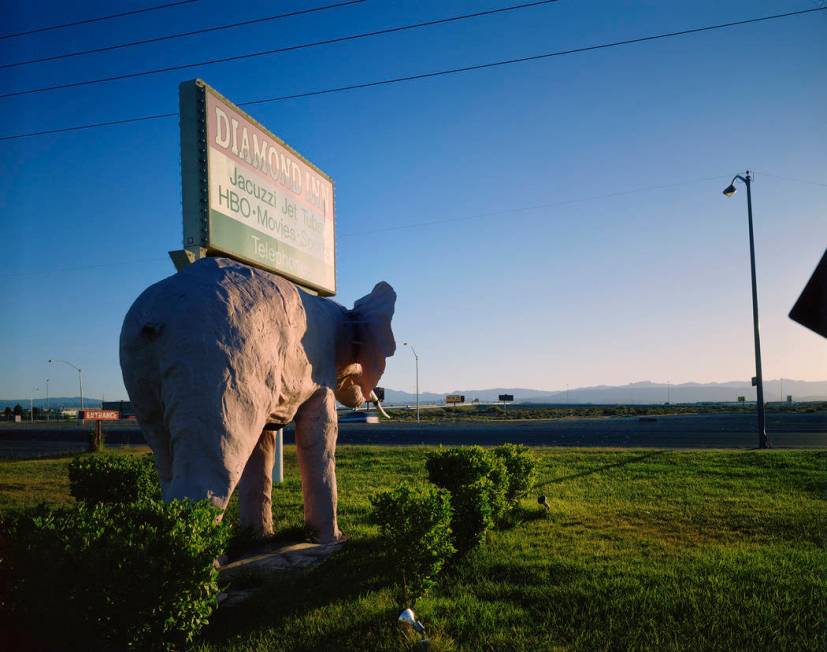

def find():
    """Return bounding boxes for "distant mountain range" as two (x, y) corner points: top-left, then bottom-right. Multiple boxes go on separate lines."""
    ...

(0, 397), (103, 410)
(3, 379), (826, 410)
(379, 379), (827, 405)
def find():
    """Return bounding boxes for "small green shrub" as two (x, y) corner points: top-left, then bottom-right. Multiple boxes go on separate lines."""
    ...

(68, 453), (160, 505)
(9, 498), (229, 650)
(493, 444), (538, 501)
(448, 479), (497, 553)
(370, 483), (455, 603)
(426, 446), (508, 553)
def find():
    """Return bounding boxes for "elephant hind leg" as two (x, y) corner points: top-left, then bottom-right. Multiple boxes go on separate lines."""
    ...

(165, 419), (243, 511)
(294, 388), (342, 543)
(238, 429), (276, 536)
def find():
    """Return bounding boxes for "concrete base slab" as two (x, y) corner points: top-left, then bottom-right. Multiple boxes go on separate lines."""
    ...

(217, 540), (344, 608)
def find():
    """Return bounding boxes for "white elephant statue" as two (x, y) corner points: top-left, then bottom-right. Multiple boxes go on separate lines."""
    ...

(119, 257), (396, 543)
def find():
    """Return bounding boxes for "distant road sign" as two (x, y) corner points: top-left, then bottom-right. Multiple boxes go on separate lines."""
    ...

(737, 396), (746, 403)
(498, 394), (514, 402)
(445, 395), (465, 405)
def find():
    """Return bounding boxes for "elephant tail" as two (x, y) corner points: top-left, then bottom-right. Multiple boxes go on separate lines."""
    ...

(140, 321), (163, 341)
(119, 287), (170, 390)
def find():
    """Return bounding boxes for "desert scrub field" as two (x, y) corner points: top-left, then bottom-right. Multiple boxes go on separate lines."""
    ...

(1, 446), (824, 651)
(381, 402), (827, 422)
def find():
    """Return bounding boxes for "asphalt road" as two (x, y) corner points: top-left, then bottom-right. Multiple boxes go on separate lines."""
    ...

(334, 412), (827, 448)
(1, 412), (825, 457)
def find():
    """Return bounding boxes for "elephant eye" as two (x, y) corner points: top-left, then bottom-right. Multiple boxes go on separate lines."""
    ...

(337, 363), (362, 382)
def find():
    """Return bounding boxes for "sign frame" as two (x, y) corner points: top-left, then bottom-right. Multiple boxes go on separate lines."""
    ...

(179, 79), (336, 295)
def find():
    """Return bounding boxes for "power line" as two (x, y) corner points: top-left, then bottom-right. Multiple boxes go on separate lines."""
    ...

(0, 110), (179, 141)
(337, 175), (730, 237)
(0, 0), (367, 70)
(1, 257), (169, 280)
(1, 6), (824, 142)
(0, 0), (562, 99)
(2, 175), (727, 278)
(758, 171), (827, 188)
(0, 0), (198, 41)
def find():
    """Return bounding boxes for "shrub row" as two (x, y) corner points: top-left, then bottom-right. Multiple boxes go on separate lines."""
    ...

(8, 453), (229, 650)
(9, 498), (228, 650)
(370, 484), (455, 604)
(426, 446), (508, 553)
(427, 444), (538, 553)
(371, 444), (538, 602)
(68, 453), (160, 504)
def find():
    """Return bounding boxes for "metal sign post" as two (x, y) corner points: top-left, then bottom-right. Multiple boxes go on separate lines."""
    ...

(274, 428), (284, 484)
(498, 394), (514, 416)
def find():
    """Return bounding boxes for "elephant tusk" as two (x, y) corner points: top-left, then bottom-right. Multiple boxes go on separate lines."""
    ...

(370, 390), (391, 420)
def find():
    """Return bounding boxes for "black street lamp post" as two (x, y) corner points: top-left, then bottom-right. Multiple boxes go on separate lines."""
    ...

(723, 171), (769, 449)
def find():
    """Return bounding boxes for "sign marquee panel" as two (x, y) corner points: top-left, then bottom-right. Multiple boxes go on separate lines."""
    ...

(78, 409), (120, 421)
(180, 79), (336, 295)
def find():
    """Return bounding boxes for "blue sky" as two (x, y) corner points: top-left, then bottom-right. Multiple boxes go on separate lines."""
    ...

(1, 0), (825, 401)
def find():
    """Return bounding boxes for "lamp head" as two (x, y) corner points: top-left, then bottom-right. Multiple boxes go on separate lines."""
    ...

(722, 184), (737, 198)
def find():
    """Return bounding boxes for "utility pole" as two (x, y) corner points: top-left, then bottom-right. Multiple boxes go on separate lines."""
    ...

(723, 172), (769, 448)
(30, 386), (39, 423)
(50, 359), (84, 412)
(403, 343), (420, 423)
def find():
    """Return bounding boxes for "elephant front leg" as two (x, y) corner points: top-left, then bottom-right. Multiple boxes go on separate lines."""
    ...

(294, 388), (342, 543)
(238, 429), (276, 536)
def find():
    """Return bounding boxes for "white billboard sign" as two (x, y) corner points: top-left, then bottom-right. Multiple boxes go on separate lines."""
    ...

(180, 79), (336, 295)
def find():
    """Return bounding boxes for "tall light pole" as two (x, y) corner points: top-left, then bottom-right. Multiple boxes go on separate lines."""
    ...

(49, 359), (84, 411)
(30, 386), (39, 423)
(403, 342), (419, 423)
(723, 171), (769, 449)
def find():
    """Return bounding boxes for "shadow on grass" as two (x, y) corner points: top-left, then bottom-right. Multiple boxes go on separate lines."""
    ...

(536, 450), (670, 488)
(497, 504), (548, 530)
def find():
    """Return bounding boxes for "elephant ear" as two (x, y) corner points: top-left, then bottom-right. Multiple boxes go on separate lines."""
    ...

(351, 282), (397, 396)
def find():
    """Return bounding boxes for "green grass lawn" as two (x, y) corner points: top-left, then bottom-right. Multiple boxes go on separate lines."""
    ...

(1, 446), (825, 651)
